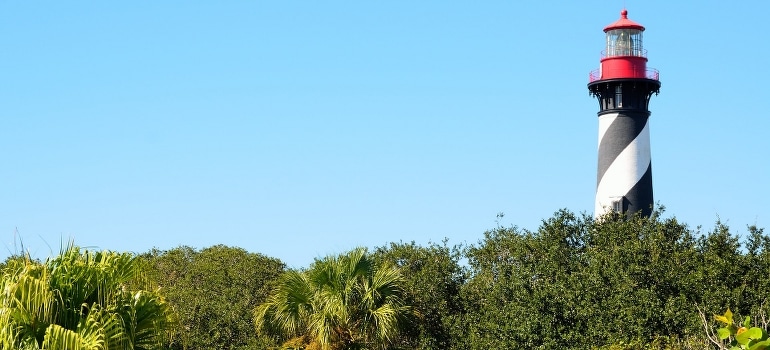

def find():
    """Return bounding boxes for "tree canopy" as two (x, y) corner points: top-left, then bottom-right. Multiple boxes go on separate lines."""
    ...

(139, 245), (285, 350)
(453, 209), (767, 349)
(255, 248), (412, 350)
(3, 209), (768, 349)
(372, 241), (465, 350)
(0, 244), (173, 350)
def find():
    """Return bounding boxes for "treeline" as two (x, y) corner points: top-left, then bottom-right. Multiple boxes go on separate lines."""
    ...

(2, 209), (768, 349)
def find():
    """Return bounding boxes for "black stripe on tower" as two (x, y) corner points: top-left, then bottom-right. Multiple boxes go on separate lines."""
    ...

(596, 111), (649, 187)
(625, 163), (654, 217)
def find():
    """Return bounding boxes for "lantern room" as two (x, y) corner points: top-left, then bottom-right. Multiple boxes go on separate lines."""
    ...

(606, 28), (643, 57)
(604, 10), (645, 58)
(590, 10), (658, 81)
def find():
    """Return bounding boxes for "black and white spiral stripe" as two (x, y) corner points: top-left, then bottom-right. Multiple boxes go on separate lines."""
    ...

(595, 111), (654, 216)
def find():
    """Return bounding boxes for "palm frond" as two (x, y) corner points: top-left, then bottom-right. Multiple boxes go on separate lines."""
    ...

(1, 244), (173, 350)
(41, 322), (103, 350)
(255, 248), (412, 350)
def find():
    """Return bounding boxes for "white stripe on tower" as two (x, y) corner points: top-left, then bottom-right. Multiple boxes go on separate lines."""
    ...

(595, 112), (652, 216)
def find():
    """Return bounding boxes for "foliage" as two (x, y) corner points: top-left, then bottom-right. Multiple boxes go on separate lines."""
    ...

(3, 208), (764, 349)
(710, 309), (770, 350)
(373, 241), (466, 350)
(139, 245), (285, 350)
(453, 208), (770, 349)
(593, 335), (709, 350)
(454, 210), (589, 349)
(254, 248), (412, 350)
(0, 244), (173, 350)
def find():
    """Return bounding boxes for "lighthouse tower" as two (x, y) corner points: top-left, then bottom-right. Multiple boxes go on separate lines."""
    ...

(588, 9), (661, 217)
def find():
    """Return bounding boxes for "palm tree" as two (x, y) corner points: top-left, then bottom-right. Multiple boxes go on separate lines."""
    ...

(0, 244), (173, 350)
(255, 248), (411, 350)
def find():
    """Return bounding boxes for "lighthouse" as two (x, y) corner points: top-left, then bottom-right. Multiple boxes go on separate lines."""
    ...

(588, 9), (661, 218)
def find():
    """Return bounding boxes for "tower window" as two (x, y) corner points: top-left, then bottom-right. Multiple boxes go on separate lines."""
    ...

(615, 86), (623, 108)
(610, 196), (625, 213)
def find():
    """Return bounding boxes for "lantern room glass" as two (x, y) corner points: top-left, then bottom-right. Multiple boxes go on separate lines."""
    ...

(606, 29), (643, 57)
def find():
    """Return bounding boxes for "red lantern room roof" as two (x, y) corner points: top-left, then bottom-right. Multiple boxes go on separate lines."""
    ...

(603, 9), (645, 32)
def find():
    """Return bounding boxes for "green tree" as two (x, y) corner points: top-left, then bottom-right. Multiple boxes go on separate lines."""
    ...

(743, 225), (770, 321)
(373, 241), (465, 350)
(140, 245), (285, 350)
(455, 210), (587, 349)
(254, 248), (412, 350)
(578, 210), (702, 346)
(0, 244), (173, 350)
(454, 209), (714, 349)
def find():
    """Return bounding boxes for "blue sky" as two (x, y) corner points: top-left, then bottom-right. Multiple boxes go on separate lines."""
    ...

(1, 1), (768, 268)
